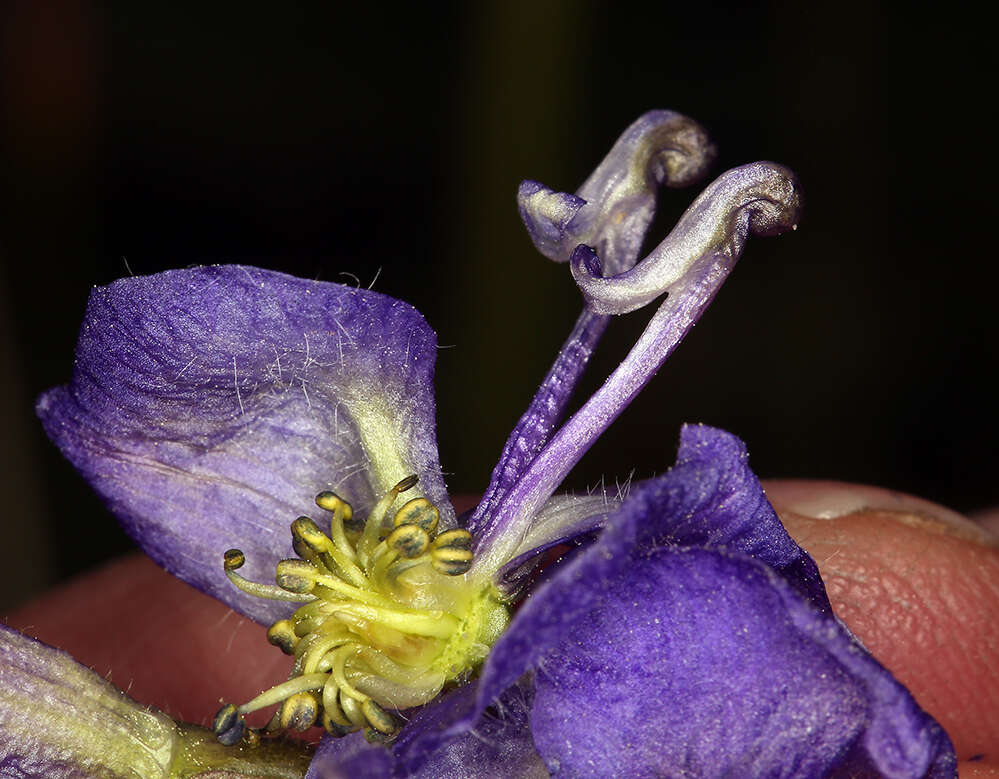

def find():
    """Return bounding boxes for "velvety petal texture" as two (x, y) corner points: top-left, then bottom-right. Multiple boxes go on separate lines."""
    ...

(531, 548), (953, 778)
(616, 424), (828, 611)
(397, 426), (955, 777)
(308, 681), (545, 779)
(37, 265), (452, 623)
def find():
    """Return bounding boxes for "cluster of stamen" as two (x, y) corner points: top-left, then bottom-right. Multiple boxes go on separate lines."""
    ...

(213, 475), (500, 745)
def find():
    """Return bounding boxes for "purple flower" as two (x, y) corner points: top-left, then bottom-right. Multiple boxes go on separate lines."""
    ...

(2, 111), (955, 777)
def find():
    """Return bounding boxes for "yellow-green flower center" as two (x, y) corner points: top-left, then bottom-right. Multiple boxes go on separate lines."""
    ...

(214, 476), (509, 744)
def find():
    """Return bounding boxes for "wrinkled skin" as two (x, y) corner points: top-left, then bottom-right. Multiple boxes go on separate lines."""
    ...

(8, 487), (998, 777)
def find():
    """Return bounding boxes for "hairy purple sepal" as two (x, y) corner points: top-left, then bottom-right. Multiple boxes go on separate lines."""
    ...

(531, 549), (955, 778)
(36, 265), (452, 624)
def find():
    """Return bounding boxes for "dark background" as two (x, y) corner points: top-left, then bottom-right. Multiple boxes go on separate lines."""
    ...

(2, 2), (995, 609)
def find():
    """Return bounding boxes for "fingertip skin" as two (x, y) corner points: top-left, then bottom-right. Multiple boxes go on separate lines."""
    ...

(778, 505), (999, 760)
(958, 761), (999, 778)
(4, 554), (288, 727)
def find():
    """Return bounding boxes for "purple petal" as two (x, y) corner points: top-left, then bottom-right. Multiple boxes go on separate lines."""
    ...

(572, 162), (800, 315)
(472, 113), (716, 542)
(476, 426), (826, 715)
(406, 681), (543, 778)
(37, 265), (452, 624)
(518, 110), (715, 275)
(470, 166), (801, 578)
(410, 426), (954, 775)
(305, 733), (393, 779)
(309, 680), (544, 779)
(466, 309), (610, 538)
(530, 548), (955, 778)
(619, 424), (829, 610)
(0, 624), (178, 777)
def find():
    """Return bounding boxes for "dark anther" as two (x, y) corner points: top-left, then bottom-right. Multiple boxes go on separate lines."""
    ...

(291, 516), (327, 554)
(213, 703), (245, 746)
(223, 549), (245, 571)
(279, 692), (320, 732)
(394, 474), (419, 492)
(275, 559), (316, 594)
(322, 712), (356, 738)
(266, 619), (298, 654)
(362, 699), (399, 736)
(387, 524), (431, 558)
(431, 529), (474, 575)
(393, 497), (440, 535)
(315, 491), (348, 513)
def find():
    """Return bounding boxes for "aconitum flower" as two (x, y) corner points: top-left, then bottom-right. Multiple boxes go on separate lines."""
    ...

(2, 111), (957, 777)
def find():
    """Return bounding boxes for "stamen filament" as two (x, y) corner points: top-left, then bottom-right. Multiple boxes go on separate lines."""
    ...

(292, 599), (337, 621)
(223, 564), (316, 603)
(291, 515), (370, 587)
(369, 544), (402, 583)
(358, 475), (419, 565)
(306, 570), (397, 607)
(236, 673), (329, 715)
(321, 546), (369, 589)
(322, 684), (353, 728)
(329, 644), (368, 701)
(303, 634), (355, 675)
(334, 603), (459, 639)
(339, 692), (367, 728)
(293, 622), (351, 660)
(315, 492), (361, 564)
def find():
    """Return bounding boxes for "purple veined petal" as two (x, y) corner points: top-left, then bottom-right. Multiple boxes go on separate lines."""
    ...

(470, 164), (801, 579)
(518, 110), (716, 275)
(529, 547), (956, 779)
(0, 623), (178, 777)
(37, 265), (453, 624)
(470, 112), (713, 539)
(572, 161), (800, 315)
